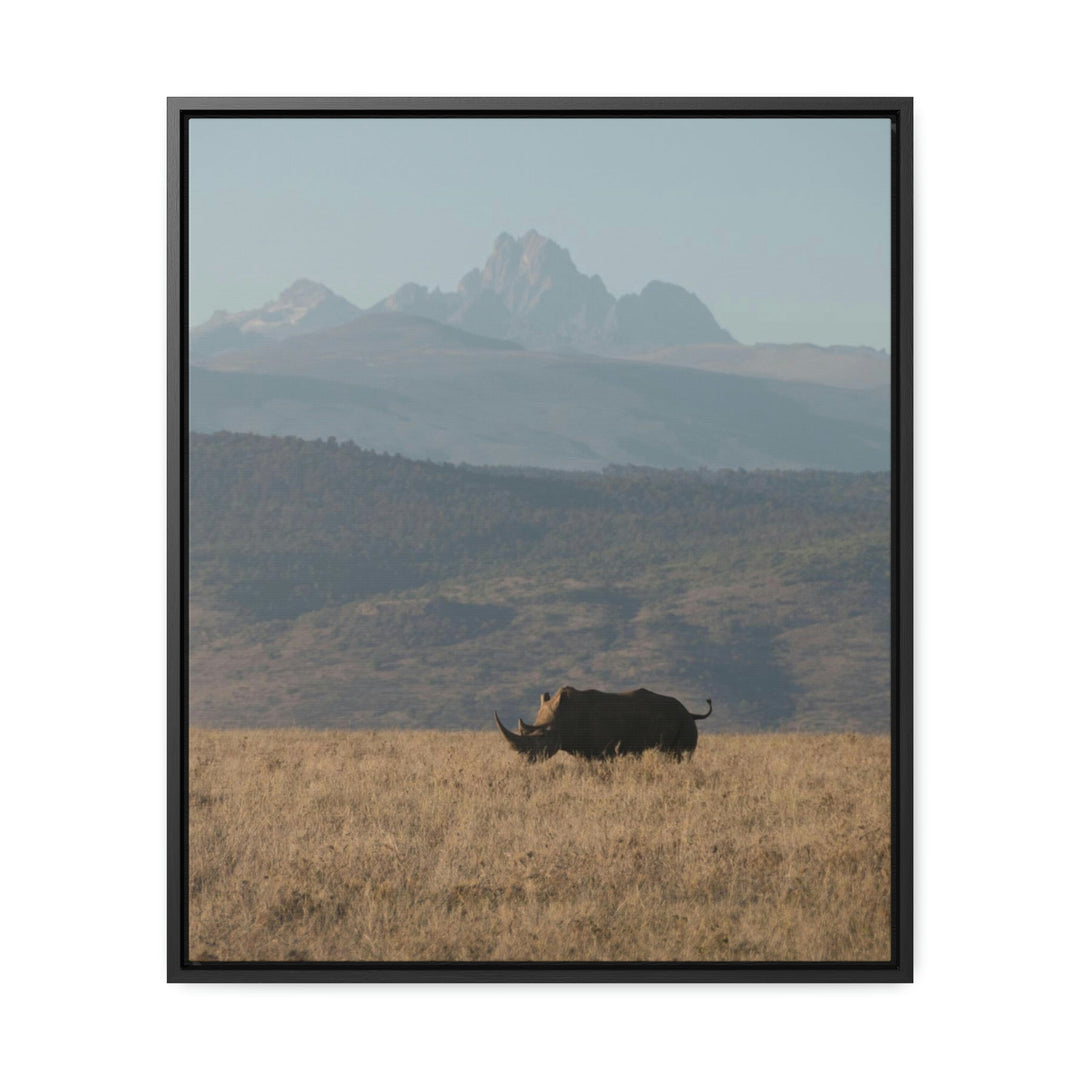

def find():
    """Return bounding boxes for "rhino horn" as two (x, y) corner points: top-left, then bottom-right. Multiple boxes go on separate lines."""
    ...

(495, 711), (530, 749)
(496, 711), (556, 758)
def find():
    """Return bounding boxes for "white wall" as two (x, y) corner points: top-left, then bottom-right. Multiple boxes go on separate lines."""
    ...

(4, 2), (1075, 1077)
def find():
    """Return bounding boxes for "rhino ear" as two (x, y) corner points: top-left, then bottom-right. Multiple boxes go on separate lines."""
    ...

(541, 692), (551, 704)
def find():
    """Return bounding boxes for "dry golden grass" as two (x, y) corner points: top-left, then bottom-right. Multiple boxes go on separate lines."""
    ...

(188, 729), (890, 963)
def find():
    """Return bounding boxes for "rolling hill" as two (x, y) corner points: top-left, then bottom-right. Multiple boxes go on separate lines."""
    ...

(188, 433), (891, 733)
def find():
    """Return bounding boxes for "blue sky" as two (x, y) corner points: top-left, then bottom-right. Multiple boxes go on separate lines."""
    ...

(189, 117), (891, 349)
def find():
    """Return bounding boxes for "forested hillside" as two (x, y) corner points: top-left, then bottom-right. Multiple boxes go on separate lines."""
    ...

(189, 433), (891, 732)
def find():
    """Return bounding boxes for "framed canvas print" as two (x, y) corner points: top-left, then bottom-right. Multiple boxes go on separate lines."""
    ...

(168, 98), (912, 982)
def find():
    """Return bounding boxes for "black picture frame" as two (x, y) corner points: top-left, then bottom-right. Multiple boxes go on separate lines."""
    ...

(168, 97), (913, 983)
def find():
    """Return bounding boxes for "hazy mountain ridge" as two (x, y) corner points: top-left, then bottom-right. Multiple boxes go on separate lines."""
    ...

(192, 231), (738, 358)
(199, 311), (525, 375)
(190, 279), (364, 356)
(634, 342), (890, 391)
(373, 230), (736, 354)
(189, 232), (889, 472)
(190, 351), (889, 472)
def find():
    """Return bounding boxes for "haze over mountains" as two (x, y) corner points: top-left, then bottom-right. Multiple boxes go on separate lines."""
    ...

(370, 230), (735, 354)
(192, 230), (737, 357)
(190, 231), (890, 472)
(190, 278), (365, 356)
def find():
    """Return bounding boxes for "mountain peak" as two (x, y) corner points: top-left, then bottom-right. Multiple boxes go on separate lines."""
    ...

(478, 230), (578, 276)
(190, 279), (363, 356)
(447, 230), (612, 349)
(371, 281), (459, 323)
(439, 231), (734, 352)
(277, 278), (335, 305)
(607, 280), (734, 349)
(519, 230), (576, 273)
(473, 230), (577, 287)
(194, 232), (736, 360)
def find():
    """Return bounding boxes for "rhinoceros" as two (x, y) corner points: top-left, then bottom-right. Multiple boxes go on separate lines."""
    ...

(494, 686), (711, 760)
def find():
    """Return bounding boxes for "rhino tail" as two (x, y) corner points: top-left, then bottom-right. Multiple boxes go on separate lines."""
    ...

(689, 697), (712, 720)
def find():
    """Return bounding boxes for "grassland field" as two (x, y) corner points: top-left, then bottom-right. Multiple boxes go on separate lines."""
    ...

(189, 728), (891, 963)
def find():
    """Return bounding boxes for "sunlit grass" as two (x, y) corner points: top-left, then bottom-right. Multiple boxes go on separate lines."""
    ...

(188, 729), (890, 963)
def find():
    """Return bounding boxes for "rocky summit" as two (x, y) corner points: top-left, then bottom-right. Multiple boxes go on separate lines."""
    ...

(373, 230), (736, 354)
(190, 279), (363, 356)
(191, 233), (737, 358)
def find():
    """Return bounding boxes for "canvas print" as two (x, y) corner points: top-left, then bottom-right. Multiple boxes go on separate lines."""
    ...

(184, 112), (896, 967)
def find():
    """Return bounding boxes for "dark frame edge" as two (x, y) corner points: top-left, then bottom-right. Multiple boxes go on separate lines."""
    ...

(895, 97), (914, 983)
(169, 964), (906, 984)
(167, 95), (910, 117)
(167, 97), (913, 984)
(167, 98), (188, 983)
